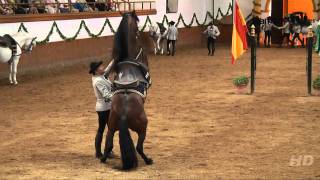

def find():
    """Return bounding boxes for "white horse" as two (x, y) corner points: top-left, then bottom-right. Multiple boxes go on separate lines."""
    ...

(149, 23), (167, 55)
(0, 32), (37, 85)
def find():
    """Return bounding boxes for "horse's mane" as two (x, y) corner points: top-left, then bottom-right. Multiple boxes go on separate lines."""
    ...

(11, 31), (34, 42)
(112, 12), (139, 63)
(113, 16), (129, 63)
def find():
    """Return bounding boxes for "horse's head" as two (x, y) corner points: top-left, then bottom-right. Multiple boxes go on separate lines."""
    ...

(23, 36), (37, 53)
(149, 24), (158, 36)
(122, 10), (140, 37)
(15, 32), (37, 53)
(113, 11), (142, 63)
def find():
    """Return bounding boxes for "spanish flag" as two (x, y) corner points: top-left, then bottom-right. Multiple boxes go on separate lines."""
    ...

(231, 0), (248, 64)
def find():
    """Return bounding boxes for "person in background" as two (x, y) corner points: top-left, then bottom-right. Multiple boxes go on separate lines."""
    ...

(0, 0), (14, 14)
(57, 0), (70, 13)
(86, 0), (95, 11)
(74, 0), (92, 12)
(95, 0), (105, 11)
(291, 16), (304, 48)
(33, 0), (46, 13)
(261, 16), (276, 48)
(165, 21), (179, 56)
(45, 0), (58, 14)
(106, 0), (114, 11)
(15, 0), (28, 14)
(276, 17), (291, 47)
(0, 1), (6, 14)
(301, 14), (310, 46)
(89, 60), (115, 159)
(203, 21), (220, 56)
(29, 0), (39, 13)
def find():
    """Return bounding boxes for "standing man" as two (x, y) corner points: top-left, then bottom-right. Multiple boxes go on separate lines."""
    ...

(291, 17), (304, 48)
(276, 17), (291, 47)
(203, 21), (220, 56)
(262, 16), (275, 48)
(89, 60), (114, 159)
(165, 21), (179, 56)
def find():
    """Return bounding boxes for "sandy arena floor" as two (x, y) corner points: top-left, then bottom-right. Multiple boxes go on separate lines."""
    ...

(0, 46), (320, 179)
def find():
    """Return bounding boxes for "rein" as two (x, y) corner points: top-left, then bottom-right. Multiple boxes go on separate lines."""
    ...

(117, 48), (143, 66)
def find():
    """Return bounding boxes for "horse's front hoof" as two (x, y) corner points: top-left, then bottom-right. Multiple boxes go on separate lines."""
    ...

(14, 82), (18, 85)
(145, 158), (153, 165)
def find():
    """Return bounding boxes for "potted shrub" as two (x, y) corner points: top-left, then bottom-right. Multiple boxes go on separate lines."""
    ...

(313, 75), (320, 96)
(233, 76), (249, 94)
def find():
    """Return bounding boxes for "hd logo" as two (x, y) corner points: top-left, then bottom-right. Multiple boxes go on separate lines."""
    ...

(289, 155), (314, 167)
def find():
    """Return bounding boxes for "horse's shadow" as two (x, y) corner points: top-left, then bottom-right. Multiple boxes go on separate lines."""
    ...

(28, 150), (151, 171)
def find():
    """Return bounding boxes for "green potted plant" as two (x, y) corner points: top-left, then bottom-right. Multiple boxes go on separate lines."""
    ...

(233, 75), (249, 94)
(313, 75), (320, 95)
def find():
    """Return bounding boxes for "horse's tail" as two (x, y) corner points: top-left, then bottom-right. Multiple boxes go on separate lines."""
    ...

(119, 92), (138, 170)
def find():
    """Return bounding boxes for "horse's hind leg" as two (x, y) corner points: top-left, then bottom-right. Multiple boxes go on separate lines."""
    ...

(100, 129), (115, 163)
(136, 130), (153, 165)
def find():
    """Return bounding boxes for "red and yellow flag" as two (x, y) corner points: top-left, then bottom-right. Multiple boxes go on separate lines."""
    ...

(231, 0), (248, 64)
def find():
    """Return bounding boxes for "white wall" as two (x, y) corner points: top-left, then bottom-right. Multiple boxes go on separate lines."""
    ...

(0, 0), (213, 43)
(213, 0), (252, 20)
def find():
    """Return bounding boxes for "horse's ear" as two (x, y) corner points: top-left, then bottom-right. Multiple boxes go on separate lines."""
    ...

(131, 10), (139, 22)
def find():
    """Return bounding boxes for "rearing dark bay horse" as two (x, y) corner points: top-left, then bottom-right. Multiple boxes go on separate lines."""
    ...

(100, 11), (153, 170)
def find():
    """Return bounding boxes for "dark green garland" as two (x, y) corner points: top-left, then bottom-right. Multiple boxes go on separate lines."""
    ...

(17, 2), (232, 44)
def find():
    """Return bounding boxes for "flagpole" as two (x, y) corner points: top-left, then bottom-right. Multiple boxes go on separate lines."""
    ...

(213, 0), (214, 21)
(232, 0), (234, 24)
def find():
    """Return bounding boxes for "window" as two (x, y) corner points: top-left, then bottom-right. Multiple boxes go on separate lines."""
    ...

(166, 0), (178, 13)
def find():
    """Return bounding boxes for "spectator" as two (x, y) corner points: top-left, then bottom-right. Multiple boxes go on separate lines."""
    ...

(106, 0), (113, 11)
(15, 0), (29, 14)
(57, 0), (70, 13)
(68, 0), (79, 12)
(86, 0), (95, 11)
(33, 0), (46, 13)
(73, 0), (93, 12)
(29, 0), (39, 13)
(0, 2), (5, 14)
(45, 0), (58, 14)
(95, 0), (105, 11)
(0, 0), (14, 14)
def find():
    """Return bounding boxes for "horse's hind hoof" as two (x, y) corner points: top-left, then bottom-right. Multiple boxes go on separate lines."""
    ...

(145, 158), (153, 165)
